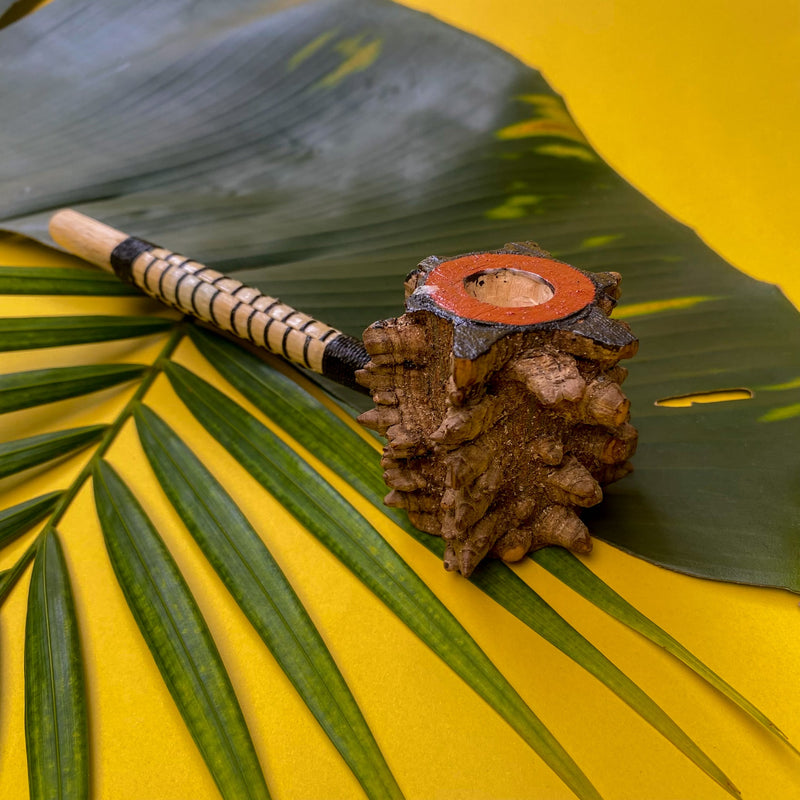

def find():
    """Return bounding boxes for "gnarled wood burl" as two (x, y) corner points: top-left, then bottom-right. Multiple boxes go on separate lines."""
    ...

(357, 243), (637, 576)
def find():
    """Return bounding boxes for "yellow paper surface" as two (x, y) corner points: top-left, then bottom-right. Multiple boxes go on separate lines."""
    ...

(2, 2), (800, 799)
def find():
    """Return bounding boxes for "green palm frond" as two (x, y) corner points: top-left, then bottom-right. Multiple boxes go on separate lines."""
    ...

(134, 404), (403, 800)
(0, 365), (146, 414)
(94, 459), (273, 800)
(0, 491), (61, 549)
(0, 426), (107, 479)
(24, 529), (89, 800)
(0, 316), (173, 352)
(0, 299), (791, 797)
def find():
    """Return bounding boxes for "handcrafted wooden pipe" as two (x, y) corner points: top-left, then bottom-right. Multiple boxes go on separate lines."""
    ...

(50, 209), (638, 576)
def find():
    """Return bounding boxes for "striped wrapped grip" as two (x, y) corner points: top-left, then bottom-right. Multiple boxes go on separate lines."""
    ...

(49, 211), (369, 389)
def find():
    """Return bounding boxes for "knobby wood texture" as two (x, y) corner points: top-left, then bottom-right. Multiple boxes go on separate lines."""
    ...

(358, 244), (637, 575)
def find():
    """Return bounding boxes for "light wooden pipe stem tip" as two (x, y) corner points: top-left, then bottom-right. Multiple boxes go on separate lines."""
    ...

(49, 209), (129, 273)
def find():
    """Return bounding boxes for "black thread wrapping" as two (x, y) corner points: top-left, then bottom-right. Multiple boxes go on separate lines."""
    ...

(321, 334), (370, 392)
(109, 236), (155, 283)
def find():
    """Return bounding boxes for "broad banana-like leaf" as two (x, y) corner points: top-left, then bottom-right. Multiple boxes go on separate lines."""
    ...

(0, 0), (798, 588)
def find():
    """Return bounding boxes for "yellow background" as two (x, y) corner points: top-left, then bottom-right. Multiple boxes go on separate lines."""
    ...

(2, 1), (800, 798)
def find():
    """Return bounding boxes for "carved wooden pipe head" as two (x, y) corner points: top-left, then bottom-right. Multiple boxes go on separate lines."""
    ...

(356, 242), (638, 577)
(47, 211), (636, 579)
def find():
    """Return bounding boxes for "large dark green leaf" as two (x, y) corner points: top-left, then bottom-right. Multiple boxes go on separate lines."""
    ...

(92, 460), (272, 800)
(0, 425), (106, 479)
(0, 316), (173, 351)
(0, 0), (797, 587)
(133, 404), (404, 800)
(0, 364), (146, 414)
(164, 360), (603, 800)
(24, 528), (88, 800)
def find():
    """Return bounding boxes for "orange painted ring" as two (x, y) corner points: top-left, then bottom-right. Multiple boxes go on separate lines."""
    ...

(427, 253), (596, 325)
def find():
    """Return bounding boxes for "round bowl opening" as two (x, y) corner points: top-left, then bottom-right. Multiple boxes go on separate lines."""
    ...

(463, 268), (554, 308)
